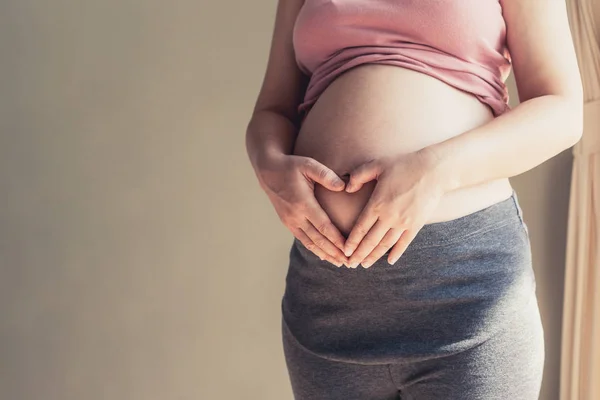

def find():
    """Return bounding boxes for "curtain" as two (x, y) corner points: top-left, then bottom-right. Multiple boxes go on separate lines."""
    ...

(560, 0), (600, 399)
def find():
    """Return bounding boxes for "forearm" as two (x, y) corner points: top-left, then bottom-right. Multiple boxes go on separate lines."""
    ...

(424, 94), (584, 193)
(245, 109), (298, 182)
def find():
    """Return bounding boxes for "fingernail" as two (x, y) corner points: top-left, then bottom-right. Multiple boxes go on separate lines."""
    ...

(333, 260), (343, 267)
(348, 261), (358, 269)
(388, 257), (398, 265)
(362, 260), (373, 268)
(344, 247), (353, 257)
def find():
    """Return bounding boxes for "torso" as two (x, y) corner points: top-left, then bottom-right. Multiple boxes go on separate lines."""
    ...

(292, 64), (514, 237)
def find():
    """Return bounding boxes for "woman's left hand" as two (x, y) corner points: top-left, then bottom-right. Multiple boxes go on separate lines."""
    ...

(342, 148), (447, 268)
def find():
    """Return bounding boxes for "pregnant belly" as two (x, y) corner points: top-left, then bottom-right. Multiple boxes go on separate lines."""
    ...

(292, 64), (513, 237)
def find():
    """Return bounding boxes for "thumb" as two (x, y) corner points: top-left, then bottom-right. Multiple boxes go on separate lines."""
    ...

(303, 159), (346, 191)
(345, 160), (382, 193)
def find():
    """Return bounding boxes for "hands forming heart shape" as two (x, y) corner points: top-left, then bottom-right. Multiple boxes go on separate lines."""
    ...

(258, 147), (447, 269)
(333, 149), (446, 268)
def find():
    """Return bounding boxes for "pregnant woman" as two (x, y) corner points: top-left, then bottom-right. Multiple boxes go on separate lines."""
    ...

(246, 0), (583, 399)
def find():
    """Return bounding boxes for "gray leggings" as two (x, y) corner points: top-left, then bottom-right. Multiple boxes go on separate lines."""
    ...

(281, 190), (544, 399)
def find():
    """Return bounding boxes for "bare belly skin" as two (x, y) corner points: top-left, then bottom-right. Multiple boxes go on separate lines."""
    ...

(292, 64), (514, 238)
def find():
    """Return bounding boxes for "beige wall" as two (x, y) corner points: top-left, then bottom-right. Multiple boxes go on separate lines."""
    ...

(0, 1), (572, 399)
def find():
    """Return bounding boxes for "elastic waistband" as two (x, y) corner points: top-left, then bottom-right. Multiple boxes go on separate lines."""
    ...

(395, 189), (521, 251)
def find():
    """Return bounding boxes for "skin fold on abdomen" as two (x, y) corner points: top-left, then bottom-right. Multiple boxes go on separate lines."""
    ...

(292, 64), (514, 237)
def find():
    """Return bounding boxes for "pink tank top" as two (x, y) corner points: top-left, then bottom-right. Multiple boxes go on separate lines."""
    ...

(293, 0), (512, 119)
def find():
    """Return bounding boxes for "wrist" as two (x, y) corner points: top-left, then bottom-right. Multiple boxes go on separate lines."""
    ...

(417, 145), (460, 194)
(257, 146), (287, 166)
(255, 149), (289, 189)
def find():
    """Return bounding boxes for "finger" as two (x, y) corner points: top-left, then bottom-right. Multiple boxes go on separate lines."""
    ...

(302, 218), (348, 263)
(292, 228), (343, 268)
(388, 227), (420, 264)
(302, 158), (346, 192)
(343, 200), (380, 257)
(347, 218), (390, 268)
(360, 228), (404, 269)
(345, 159), (382, 193)
(304, 197), (348, 254)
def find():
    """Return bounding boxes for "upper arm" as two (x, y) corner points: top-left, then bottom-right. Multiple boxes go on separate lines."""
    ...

(251, 0), (309, 123)
(500, 0), (584, 104)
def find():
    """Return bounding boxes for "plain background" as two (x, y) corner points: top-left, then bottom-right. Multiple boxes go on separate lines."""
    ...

(0, 1), (575, 399)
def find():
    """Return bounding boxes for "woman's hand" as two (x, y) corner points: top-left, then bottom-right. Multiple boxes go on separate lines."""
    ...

(257, 152), (350, 267)
(342, 149), (445, 268)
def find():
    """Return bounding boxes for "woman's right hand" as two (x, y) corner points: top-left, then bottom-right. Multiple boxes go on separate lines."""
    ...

(257, 152), (350, 267)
